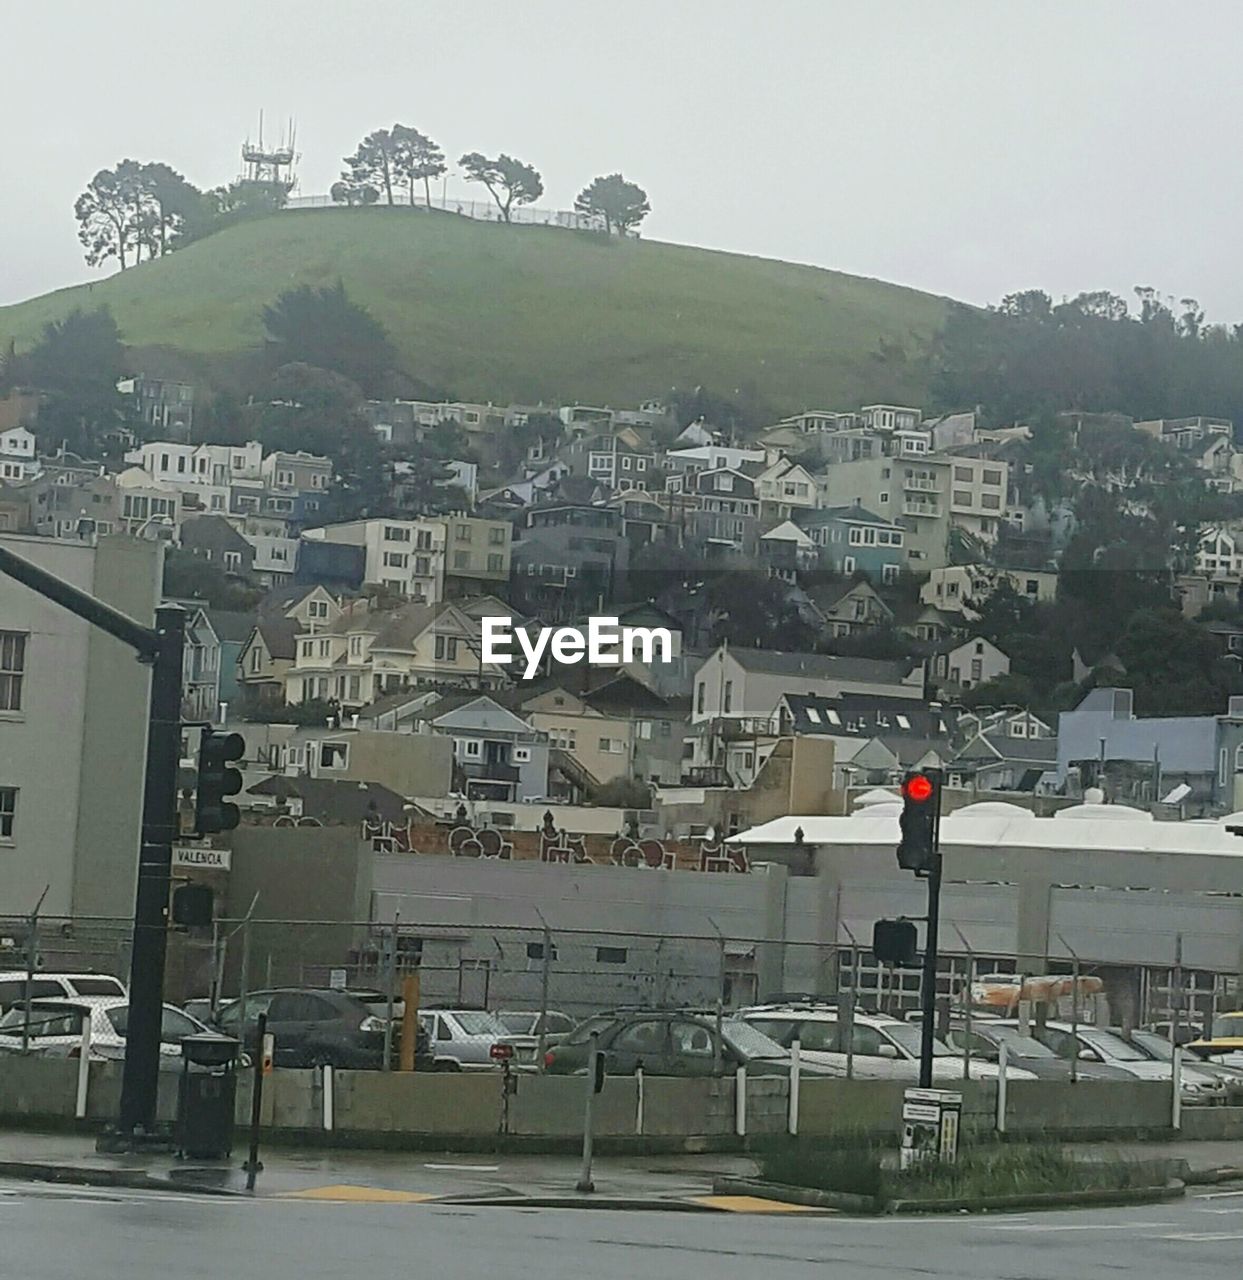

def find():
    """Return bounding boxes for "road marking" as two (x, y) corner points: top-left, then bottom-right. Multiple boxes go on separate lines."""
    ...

(280, 1184), (438, 1204)
(972, 1222), (1177, 1233)
(1159, 1231), (1243, 1242)
(423, 1163), (500, 1173)
(689, 1195), (829, 1214)
(1195, 1189), (1243, 1200)
(1195, 1206), (1243, 1214)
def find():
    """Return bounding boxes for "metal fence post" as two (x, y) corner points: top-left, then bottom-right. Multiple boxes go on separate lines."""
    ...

(75, 1015), (93, 1120)
(735, 1064), (747, 1138)
(635, 1064), (645, 1135)
(383, 913), (399, 1071)
(788, 1039), (801, 1136)
(576, 1032), (599, 1194)
(1172, 1044), (1183, 1131)
(997, 1040), (1008, 1135)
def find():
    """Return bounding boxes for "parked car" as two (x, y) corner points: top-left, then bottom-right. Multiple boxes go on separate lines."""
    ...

(0, 996), (213, 1068)
(741, 1007), (1037, 1083)
(544, 1009), (837, 1077)
(1188, 1011), (1243, 1069)
(0, 971), (126, 1012)
(498, 1010), (577, 1045)
(997, 1019), (1226, 1104)
(212, 987), (428, 1069)
(944, 1020), (1133, 1081)
(1122, 1027), (1243, 1101)
(418, 1007), (539, 1070)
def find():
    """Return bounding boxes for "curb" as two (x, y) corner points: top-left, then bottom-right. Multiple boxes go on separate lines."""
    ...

(0, 1160), (245, 1198)
(438, 1193), (718, 1212)
(713, 1176), (876, 1214)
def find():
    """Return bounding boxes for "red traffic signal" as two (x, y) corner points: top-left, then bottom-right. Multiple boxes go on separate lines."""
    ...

(902, 773), (935, 804)
(897, 768), (942, 873)
(490, 1042), (515, 1062)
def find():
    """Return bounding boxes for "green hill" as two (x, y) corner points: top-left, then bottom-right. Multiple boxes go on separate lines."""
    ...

(0, 208), (949, 416)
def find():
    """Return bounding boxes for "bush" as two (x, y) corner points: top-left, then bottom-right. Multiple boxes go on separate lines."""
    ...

(760, 1142), (1148, 1204)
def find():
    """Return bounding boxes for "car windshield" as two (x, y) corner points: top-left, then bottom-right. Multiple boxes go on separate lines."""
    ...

(723, 1020), (788, 1060)
(498, 1013), (536, 1033)
(984, 1026), (1056, 1058)
(106, 1005), (203, 1042)
(70, 977), (126, 997)
(1129, 1031), (1173, 1061)
(879, 1020), (953, 1058)
(1079, 1028), (1149, 1062)
(452, 1011), (508, 1036)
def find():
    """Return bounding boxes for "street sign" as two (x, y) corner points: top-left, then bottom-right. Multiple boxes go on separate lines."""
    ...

(328, 968), (347, 990)
(172, 845), (230, 871)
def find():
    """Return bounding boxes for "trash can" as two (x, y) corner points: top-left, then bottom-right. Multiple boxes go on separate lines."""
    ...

(176, 1033), (241, 1160)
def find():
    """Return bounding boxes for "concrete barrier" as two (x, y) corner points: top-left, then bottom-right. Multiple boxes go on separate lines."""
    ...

(0, 1064), (1222, 1147)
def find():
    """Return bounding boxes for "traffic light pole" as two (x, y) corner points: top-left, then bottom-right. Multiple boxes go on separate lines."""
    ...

(918, 774), (945, 1089)
(118, 605), (185, 1136)
(0, 546), (183, 1139)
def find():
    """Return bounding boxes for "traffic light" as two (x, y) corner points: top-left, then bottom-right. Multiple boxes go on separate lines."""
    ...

(873, 919), (918, 966)
(897, 768), (940, 873)
(195, 730), (244, 834)
(172, 883), (214, 928)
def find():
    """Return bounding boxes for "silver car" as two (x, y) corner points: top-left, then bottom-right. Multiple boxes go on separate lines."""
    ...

(418, 1008), (538, 1070)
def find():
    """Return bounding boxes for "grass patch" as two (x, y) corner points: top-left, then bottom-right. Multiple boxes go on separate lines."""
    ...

(0, 207), (948, 414)
(760, 1142), (1153, 1204)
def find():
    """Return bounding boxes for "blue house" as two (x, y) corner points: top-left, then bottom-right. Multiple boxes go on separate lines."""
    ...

(794, 506), (905, 581)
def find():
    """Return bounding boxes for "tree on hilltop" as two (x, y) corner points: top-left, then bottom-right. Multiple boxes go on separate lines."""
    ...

(574, 173), (650, 234)
(458, 152), (543, 222)
(261, 282), (396, 391)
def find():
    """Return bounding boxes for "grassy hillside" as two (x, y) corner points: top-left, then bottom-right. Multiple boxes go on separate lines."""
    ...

(0, 209), (949, 415)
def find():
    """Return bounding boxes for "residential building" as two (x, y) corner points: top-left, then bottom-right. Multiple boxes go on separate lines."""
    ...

(205, 609), (254, 713)
(1196, 525), (1243, 578)
(511, 502), (628, 600)
(301, 518), (446, 603)
(179, 514), (255, 577)
(236, 586), (344, 708)
(859, 405), (922, 432)
(756, 457), (819, 518)
(1055, 687), (1243, 814)
(794, 506), (905, 580)
(22, 471), (120, 541)
(422, 694), (550, 803)
(808, 580), (894, 636)
(181, 606), (222, 721)
(562, 432), (655, 493)
(0, 533), (161, 918)
(261, 449), (333, 495)
(436, 515), (513, 591)
(691, 646), (923, 724)
(246, 534), (298, 587)
(926, 635), (1010, 693)
(296, 536), (366, 592)
(947, 719), (1058, 794)
(114, 467), (185, 539)
(815, 456), (951, 569)
(942, 454), (1009, 540)
(284, 599), (507, 707)
(0, 483), (30, 534)
(0, 426), (38, 482)
(685, 467), (761, 556)
(664, 445), (766, 485)
(758, 521), (817, 578)
(920, 564), (1059, 616)
(116, 376), (196, 435)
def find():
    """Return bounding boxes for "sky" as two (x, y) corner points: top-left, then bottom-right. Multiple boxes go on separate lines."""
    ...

(4, 1), (1243, 318)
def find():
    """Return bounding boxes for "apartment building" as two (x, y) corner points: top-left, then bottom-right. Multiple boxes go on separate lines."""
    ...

(0, 426), (38, 482)
(302, 518), (446, 602)
(942, 455), (1009, 540)
(439, 515), (513, 590)
(0, 533), (161, 918)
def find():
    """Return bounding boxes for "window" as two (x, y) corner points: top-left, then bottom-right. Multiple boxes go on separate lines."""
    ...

(598, 738), (624, 753)
(434, 635), (459, 662)
(320, 742), (349, 770)
(671, 1020), (715, 1058)
(596, 946), (629, 965)
(416, 529), (432, 549)
(953, 465), (972, 481)
(308, 600), (330, 620)
(1221, 748), (1230, 787)
(843, 556), (856, 573)
(723, 680), (733, 713)
(0, 632), (26, 712)
(487, 554), (504, 572)
(453, 551), (471, 569)
(462, 738), (482, 759)
(414, 555), (431, 576)
(383, 551), (408, 568)
(488, 526), (506, 545)
(526, 941), (558, 961)
(983, 469), (1003, 486)
(882, 564), (899, 585)
(981, 494), (1001, 509)
(953, 489), (972, 505)
(513, 746), (532, 763)
(612, 1019), (665, 1053)
(223, 551), (242, 571)
(385, 525), (411, 542)
(0, 787), (14, 839)
(878, 492), (888, 505)
(696, 682), (705, 715)
(454, 523), (472, 542)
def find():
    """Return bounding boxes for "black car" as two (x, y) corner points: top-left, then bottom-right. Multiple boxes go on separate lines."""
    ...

(212, 987), (430, 1069)
(544, 1009), (820, 1077)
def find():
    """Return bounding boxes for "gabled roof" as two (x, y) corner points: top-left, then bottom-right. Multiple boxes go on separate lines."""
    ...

(428, 694), (535, 736)
(794, 505), (896, 528)
(258, 584), (327, 618)
(723, 647), (917, 686)
(207, 609), (259, 644)
(781, 692), (958, 740)
(254, 616), (300, 661)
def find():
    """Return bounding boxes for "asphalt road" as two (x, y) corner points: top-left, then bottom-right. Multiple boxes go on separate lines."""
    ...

(3, 1180), (1243, 1279)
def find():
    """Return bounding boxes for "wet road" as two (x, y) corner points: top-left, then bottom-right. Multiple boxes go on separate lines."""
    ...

(3, 1180), (1243, 1279)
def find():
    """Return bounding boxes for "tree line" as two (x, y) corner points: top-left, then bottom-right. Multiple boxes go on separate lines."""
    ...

(332, 122), (649, 231)
(72, 127), (650, 272)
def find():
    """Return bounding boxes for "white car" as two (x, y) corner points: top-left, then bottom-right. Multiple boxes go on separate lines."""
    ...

(0, 971), (126, 1011)
(417, 1008), (539, 1070)
(0, 996), (212, 1067)
(999, 1019), (1227, 1104)
(741, 1006), (1037, 1083)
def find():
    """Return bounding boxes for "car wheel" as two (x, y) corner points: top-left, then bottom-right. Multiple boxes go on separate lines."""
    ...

(432, 1059), (462, 1072)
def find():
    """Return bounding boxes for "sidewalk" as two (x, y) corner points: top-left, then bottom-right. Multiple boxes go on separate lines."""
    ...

(0, 1130), (756, 1205)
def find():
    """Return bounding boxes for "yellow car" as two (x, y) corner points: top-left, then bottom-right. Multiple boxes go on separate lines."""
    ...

(1188, 1011), (1243, 1067)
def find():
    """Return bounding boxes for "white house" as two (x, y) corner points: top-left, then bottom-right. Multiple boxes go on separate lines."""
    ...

(0, 426), (38, 482)
(927, 636), (1010, 693)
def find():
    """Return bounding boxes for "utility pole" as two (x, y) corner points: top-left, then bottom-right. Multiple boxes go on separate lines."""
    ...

(0, 545), (184, 1141)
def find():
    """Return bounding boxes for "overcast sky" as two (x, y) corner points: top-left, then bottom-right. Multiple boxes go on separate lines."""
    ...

(4, 1), (1243, 318)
